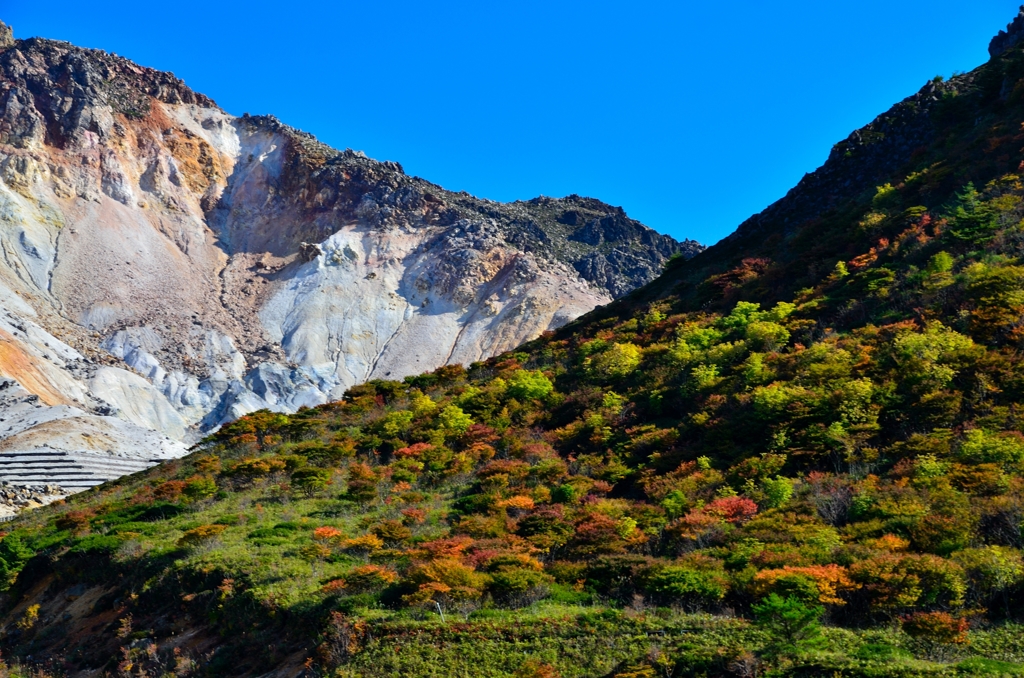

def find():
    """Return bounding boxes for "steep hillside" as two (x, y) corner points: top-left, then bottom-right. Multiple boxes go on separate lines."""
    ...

(0, 21), (697, 500)
(605, 10), (1024, 321)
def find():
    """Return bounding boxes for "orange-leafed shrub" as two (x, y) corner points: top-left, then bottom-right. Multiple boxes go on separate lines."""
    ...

(666, 497), (756, 549)
(346, 463), (378, 502)
(513, 660), (561, 678)
(402, 557), (487, 607)
(177, 524), (227, 548)
(667, 510), (727, 548)
(568, 514), (629, 557)
(340, 534), (384, 554)
(230, 458), (286, 478)
(402, 581), (454, 607)
(901, 612), (970, 645)
(464, 424), (500, 444)
(453, 514), (506, 538)
(417, 536), (475, 560)
(706, 257), (772, 293)
(194, 455), (222, 473)
(372, 520), (412, 544)
(478, 459), (531, 483)
(153, 480), (187, 502)
(752, 564), (859, 605)
(466, 443), (497, 463)
(869, 534), (911, 552)
(401, 508), (426, 525)
(313, 526), (343, 543)
(849, 553), (966, 610)
(501, 496), (536, 511)
(345, 564), (398, 592)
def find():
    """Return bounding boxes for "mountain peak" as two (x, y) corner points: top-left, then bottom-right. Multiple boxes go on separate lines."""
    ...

(989, 5), (1024, 58)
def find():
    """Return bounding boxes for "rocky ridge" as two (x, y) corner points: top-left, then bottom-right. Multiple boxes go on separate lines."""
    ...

(0, 20), (699, 488)
(990, 5), (1024, 58)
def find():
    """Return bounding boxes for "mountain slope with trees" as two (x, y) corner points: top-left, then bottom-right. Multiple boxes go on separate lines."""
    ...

(8, 9), (1024, 678)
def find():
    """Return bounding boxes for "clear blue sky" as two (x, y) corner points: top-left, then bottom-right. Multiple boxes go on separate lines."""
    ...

(0, 1), (1018, 244)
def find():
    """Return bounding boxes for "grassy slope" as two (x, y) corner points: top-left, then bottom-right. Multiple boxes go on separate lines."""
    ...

(10, 23), (1024, 678)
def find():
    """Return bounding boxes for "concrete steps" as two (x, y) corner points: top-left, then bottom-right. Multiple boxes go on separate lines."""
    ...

(0, 451), (162, 490)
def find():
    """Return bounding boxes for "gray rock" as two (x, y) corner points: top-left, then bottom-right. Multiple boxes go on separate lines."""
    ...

(990, 6), (1024, 58)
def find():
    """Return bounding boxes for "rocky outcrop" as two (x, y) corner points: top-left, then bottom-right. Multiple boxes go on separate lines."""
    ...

(0, 23), (701, 488)
(0, 481), (64, 518)
(991, 6), (1024, 58)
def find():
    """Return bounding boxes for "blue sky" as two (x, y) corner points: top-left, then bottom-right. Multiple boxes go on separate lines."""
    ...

(0, 1), (1018, 244)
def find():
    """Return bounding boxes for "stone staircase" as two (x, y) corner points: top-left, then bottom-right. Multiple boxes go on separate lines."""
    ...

(0, 452), (162, 491)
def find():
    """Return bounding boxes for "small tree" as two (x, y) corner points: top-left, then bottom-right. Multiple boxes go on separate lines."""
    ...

(291, 467), (332, 497)
(945, 182), (997, 243)
(183, 475), (217, 503)
(752, 593), (826, 658)
(345, 462), (379, 503)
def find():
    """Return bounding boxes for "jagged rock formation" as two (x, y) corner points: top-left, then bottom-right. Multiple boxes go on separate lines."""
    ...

(990, 5), (1024, 58)
(0, 21), (700, 481)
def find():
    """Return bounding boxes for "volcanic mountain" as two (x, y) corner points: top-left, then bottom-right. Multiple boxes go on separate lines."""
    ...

(0, 20), (698, 498)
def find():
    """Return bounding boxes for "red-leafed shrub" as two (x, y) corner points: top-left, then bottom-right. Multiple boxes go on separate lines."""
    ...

(56, 510), (93, 534)
(394, 442), (434, 459)
(703, 496), (758, 523)
(568, 514), (628, 557)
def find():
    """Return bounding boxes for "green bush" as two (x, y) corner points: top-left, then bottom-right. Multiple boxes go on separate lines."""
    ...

(506, 370), (554, 401)
(291, 467), (332, 496)
(642, 565), (729, 607)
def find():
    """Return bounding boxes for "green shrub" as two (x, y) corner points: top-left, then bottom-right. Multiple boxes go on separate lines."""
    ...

(291, 467), (332, 496)
(183, 476), (217, 502)
(643, 565), (728, 608)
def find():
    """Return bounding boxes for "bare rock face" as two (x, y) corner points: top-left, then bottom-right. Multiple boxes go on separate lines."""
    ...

(0, 26), (702, 488)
